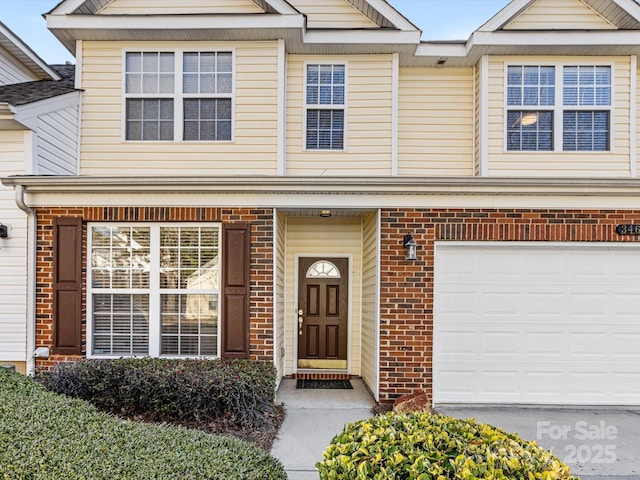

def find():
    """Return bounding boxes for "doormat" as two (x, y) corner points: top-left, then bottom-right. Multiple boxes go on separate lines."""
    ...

(296, 379), (353, 390)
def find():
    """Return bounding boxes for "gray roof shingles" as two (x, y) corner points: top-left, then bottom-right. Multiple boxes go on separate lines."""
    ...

(0, 64), (78, 107)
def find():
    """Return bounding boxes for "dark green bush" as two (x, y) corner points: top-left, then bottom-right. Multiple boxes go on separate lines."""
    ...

(0, 368), (286, 479)
(39, 358), (276, 430)
(316, 411), (578, 480)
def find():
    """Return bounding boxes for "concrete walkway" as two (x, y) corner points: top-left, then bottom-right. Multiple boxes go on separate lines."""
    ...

(270, 379), (375, 480)
(271, 383), (640, 479)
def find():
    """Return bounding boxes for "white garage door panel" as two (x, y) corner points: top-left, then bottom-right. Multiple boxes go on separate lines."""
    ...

(434, 243), (640, 405)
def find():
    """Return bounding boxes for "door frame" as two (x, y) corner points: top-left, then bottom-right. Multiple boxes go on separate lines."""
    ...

(293, 253), (353, 373)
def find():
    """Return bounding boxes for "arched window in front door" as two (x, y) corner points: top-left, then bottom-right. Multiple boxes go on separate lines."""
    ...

(306, 260), (341, 278)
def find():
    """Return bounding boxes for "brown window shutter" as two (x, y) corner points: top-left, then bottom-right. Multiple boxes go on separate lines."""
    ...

(221, 222), (250, 359)
(53, 217), (83, 355)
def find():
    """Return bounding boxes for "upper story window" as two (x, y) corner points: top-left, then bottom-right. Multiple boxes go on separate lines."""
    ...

(305, 64), (345, 150)
(506, 65), (611, 152)
(125, 51), (233, 142)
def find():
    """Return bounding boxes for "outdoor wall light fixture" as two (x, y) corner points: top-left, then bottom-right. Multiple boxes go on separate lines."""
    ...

(0, 223), (8, 239)
(320, 210), (332, 218)
(403, 233), (417, 260)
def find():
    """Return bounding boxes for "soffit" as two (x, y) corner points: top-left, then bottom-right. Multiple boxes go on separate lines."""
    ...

(581, 0), (640, 29)
(0, 23), (60, 80)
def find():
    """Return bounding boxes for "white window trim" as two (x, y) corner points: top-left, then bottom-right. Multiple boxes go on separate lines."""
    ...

(303, 60), (348, 152)
(503, 61), (614, 153)
(121, 48), (236, 143)
(87, 222), (222, 359)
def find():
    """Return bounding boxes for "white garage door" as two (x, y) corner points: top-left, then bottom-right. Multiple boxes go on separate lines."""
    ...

(434, 243), (640, 406)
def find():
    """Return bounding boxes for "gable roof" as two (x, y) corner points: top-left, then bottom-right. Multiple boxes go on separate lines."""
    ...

(413, 0), (640, 67)
(46, 0), (640, 68)
(479, 0), (640, 31)
(46, 0), (421, 55)
(49, 0), (417, 30)
(0, 22), (61, 81)
(49, 0), (296, 15)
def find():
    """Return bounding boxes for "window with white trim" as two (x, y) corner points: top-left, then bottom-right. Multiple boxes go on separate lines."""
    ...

(89, 224), (221, 357)
(125, 51), (233, 142)
(506, 65), (611, 152)
(305, 64), (345, 150)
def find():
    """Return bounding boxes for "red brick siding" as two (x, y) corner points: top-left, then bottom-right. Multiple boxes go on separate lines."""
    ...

(34, 205), (640, 400)
(379, 208), (640, 403)
(34, 207), (274, 371)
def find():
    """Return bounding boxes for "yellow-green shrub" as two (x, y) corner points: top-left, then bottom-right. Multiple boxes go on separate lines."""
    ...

(316, 412), (578, 480)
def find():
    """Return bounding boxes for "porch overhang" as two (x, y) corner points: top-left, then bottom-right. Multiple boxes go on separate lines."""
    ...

(5, 175), (640, 197)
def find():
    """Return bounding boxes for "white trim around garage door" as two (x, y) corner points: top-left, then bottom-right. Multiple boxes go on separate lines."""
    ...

(434, 241), (640, 406)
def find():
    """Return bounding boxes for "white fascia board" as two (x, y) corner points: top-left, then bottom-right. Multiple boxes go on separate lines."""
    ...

(46, 13), (305, 31)
(303, 29), (421, 45)
(0, 23), (60, 80)
(12, 91), (81, 128)
(414, 42), (467, 60)
(477, 0), (534, 32)
(470, 29), (640, 47)
(361, 0), (420, 31)
(264, 0), (299, 15)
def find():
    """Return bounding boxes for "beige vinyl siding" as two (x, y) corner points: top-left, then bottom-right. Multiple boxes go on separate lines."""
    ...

(36, 105), (80, 175)
(79, 41), (279, 175)
(488, 56), (632, 177)
(398, 67), (474, 176)
(100, 0), (263, 14)
(284, 217), (362, 376)
(361, 211), (378, 396)
(287, 0), (377, 29)
(274, 211), (286, 381)
(504, 0), (616, 30)
(286, 55), (393, 175)
(0, 131), (28, 364)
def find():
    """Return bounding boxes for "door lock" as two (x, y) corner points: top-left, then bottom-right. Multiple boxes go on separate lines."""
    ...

(298, 316), (304, 335)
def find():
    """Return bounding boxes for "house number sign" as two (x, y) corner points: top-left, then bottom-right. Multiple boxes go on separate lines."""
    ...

(616, 225), (640, 235)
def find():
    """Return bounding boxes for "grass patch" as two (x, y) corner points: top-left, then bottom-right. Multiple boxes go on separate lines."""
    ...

(0, 368), (286, 479)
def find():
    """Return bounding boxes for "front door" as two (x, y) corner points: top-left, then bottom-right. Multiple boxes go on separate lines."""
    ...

(297, 257), (348, 370)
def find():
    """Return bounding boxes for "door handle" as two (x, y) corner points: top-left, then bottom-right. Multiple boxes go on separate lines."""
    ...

(298, 316), (304, 335)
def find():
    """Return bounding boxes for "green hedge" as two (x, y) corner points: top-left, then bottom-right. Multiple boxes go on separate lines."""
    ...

(316, 411), (578, 480)
(0, 368), (286, 480)
(39, 358), (276, 429)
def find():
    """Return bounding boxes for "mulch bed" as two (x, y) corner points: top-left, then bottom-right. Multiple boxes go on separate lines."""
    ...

(124, 405), (285, 451)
